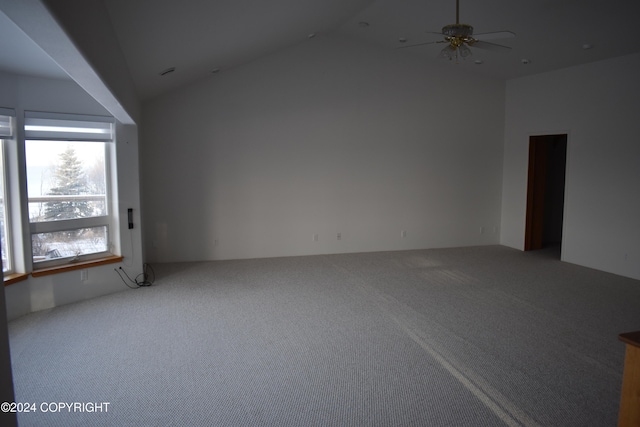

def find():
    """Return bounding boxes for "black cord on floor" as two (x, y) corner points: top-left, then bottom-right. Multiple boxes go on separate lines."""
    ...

(114, 263), (155, 289)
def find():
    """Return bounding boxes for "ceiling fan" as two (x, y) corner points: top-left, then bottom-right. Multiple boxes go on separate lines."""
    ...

(401, 0), (515, 61)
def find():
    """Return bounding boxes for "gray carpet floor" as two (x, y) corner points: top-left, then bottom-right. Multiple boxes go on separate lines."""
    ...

(7, 245), (640, 426)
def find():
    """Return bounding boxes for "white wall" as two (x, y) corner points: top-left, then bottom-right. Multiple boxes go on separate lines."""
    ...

(141, 35), (506, 262)
(0, 0), (139, 124)
(501, 53), (640, 280)
(1, 72), (144, 320)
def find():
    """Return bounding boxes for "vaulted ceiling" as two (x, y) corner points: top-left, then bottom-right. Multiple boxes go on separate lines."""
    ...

(2, 0), (640, 101)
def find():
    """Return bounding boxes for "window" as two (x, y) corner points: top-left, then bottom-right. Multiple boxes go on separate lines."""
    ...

(0, 109), (15, 273)
(24, 112), (114, 268)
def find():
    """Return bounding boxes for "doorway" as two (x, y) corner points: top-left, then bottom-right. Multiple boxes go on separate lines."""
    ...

(524, 134), (567, 253)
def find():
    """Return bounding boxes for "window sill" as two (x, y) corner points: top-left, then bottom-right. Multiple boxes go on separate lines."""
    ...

(4, 272), (29, 286)
(30, 255), (124, 278)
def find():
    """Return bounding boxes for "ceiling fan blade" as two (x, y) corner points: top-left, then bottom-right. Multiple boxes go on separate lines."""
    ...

(397, 40), (446, 49)
(469, 40), (511, 52)
(473, 31), (515, 41)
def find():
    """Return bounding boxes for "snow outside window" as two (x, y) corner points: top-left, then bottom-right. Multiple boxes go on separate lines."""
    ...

(24, 112), (115, 268)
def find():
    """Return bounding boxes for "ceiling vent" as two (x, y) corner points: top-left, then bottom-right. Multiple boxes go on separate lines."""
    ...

(159, 67), (176, 76)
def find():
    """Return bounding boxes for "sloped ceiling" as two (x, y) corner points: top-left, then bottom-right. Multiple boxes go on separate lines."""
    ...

(337, 0), (640, 81)
(0, 9), (68, 80)
(104, 0), (640, 100)
(103, 0), (374, 100)
(2, 0), (640, 101)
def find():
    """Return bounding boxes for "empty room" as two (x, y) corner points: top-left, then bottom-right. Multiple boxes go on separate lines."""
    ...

(1, 0), (640, 426)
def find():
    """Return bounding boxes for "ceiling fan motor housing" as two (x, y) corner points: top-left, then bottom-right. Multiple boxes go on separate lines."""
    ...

(442, 24), (474, 38)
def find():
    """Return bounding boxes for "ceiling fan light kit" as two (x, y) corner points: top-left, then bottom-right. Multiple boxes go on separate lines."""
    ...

(438, 44), (456, 60)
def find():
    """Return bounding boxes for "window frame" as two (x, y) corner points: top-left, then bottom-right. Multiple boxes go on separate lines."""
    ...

(0, 108), (15, 274)
(24, 111), (116, 270)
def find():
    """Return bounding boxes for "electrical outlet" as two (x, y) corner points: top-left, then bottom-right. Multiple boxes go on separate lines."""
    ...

(401, 230), (407, 238)
(80, 269), (88, 282)
(480, 227), (485, 234)
(313, 234), (319, 242)
(337, 232), (341, 241)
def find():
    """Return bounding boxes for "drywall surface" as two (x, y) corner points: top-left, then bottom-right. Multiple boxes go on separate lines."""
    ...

(0, 0), (139, 124)
(1, 72), (108, 115)
(141, 35), (506, 262)
(502, 53), (640, 280)
(1, 72), (144, 320)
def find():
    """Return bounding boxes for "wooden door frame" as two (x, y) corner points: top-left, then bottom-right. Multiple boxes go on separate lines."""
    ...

(524, 137), (546, 251)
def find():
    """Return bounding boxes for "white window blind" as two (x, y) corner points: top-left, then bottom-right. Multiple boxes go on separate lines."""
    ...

(24, 112), (113, 141)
